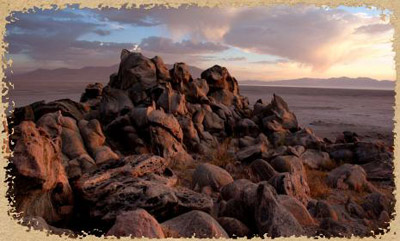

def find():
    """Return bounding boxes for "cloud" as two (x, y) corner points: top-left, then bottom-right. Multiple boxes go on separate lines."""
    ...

(6, 8), (132, 71)
(140, 36), (228, 54)
(354, 23), (393, 34)
(5, 5), (394, 76)
(95, 8), (161, 26)
(93, 29), (111, 36)
(96, 5), (392, 72)
(222, 6), (375, 71)
(221, 57), (246, 61)
(95, 6), (236, 42)
(251, 59), (290, 64)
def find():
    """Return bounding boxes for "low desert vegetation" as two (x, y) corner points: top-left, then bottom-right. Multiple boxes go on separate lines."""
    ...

(305, 167), (332, 199)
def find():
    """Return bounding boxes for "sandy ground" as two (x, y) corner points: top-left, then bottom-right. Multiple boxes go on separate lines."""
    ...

(6, 81), (395, 146)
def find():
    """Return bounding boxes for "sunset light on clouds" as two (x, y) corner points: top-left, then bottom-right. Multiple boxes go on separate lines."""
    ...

(6, 4), (395, 81)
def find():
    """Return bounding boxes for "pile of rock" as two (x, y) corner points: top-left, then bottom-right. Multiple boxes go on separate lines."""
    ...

(7, 50), (394, 238)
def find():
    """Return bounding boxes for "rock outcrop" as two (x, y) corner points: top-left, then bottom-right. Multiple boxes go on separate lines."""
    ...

(7, 50), (394, 238)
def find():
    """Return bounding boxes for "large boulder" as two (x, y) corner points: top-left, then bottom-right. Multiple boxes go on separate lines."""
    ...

(9, 121), (73, 224)
(219, 180), (259, 227)
(169, 62), (193, 87)
(10, 99), (87, 132)
(203, 109), (224, 133)
(200, 65), (246, 109)
(354, 142), (388, 164)
(236, 143), (268, 163)
(217, 217), (251, 238)
(151, 55), (170, 82)
(148, 109), (183, 141)
(192, 163), (234, 192)
(309, 200), (339, 221)
(78, 119), (119, 164)
(201, 65), (238, 94)
(99, 86), (133, 124)
(277, 195), (316, 226)
(177, 116), (200, 148)
(75, 155), (213, 222)
(255, 183), (304, 237)
(104, 114), (148, 155)
(269, 172), (310, 205)
(269, 94), (298, 130)
(58, 115), (96, 178)
(361, 158), (393, 182)
(269, 155), (310, 204)
(236, 118), (260, 137)
(327, 164), (374, 192)
(111, 50), (157, 90)
(80, 82), (103, 109)
(221, 179), (258, 202)
(149, 125), (192, 166)
(327, 144), (355, 163)
(286, 128), (323, 148)
(301, 149), (334, 170)
(208, 89), (235, 107)
(249, 159), (277, 182)
(146, 108), (193, 164)
(186, 78), (209, 102)
(106, 209), (165, 238)
(156, 84), (188, 115)
(161, 210), (228, 238)
(254, 95), (298, 136)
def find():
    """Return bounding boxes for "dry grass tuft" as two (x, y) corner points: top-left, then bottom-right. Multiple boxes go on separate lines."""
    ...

(305, 167), (332, 199)
(200, 138), (236, 168)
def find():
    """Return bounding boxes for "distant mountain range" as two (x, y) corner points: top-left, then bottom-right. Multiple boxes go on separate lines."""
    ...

(241, 77), (395, 90)
(10, 65), (394, 90)
(11, 64), (203, 84)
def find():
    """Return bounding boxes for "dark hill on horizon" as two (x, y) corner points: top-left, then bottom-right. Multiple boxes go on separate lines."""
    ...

(10, 64), (204, 84)
(9, 65), (394, 90)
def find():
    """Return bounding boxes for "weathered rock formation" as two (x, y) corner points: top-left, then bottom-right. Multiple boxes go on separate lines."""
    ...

(7, 50), (394, 238)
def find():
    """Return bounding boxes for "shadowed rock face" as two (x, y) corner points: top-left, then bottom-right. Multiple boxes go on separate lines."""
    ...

(10, 121), (73, 224)
(7, 49), (394, 238)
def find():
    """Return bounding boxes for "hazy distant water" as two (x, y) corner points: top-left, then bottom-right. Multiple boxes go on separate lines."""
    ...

(6, 82), (395, 143)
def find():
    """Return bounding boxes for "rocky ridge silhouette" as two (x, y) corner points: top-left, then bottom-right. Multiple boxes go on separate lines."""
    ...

(7, 49), (394, 238)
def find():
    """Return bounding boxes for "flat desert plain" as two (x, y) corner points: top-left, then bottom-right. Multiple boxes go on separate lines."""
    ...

(240, 85), (394, 145)
(6, 80), (394, 145)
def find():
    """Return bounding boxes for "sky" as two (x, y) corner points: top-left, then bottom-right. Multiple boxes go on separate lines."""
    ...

(5, 4), (395, 81)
